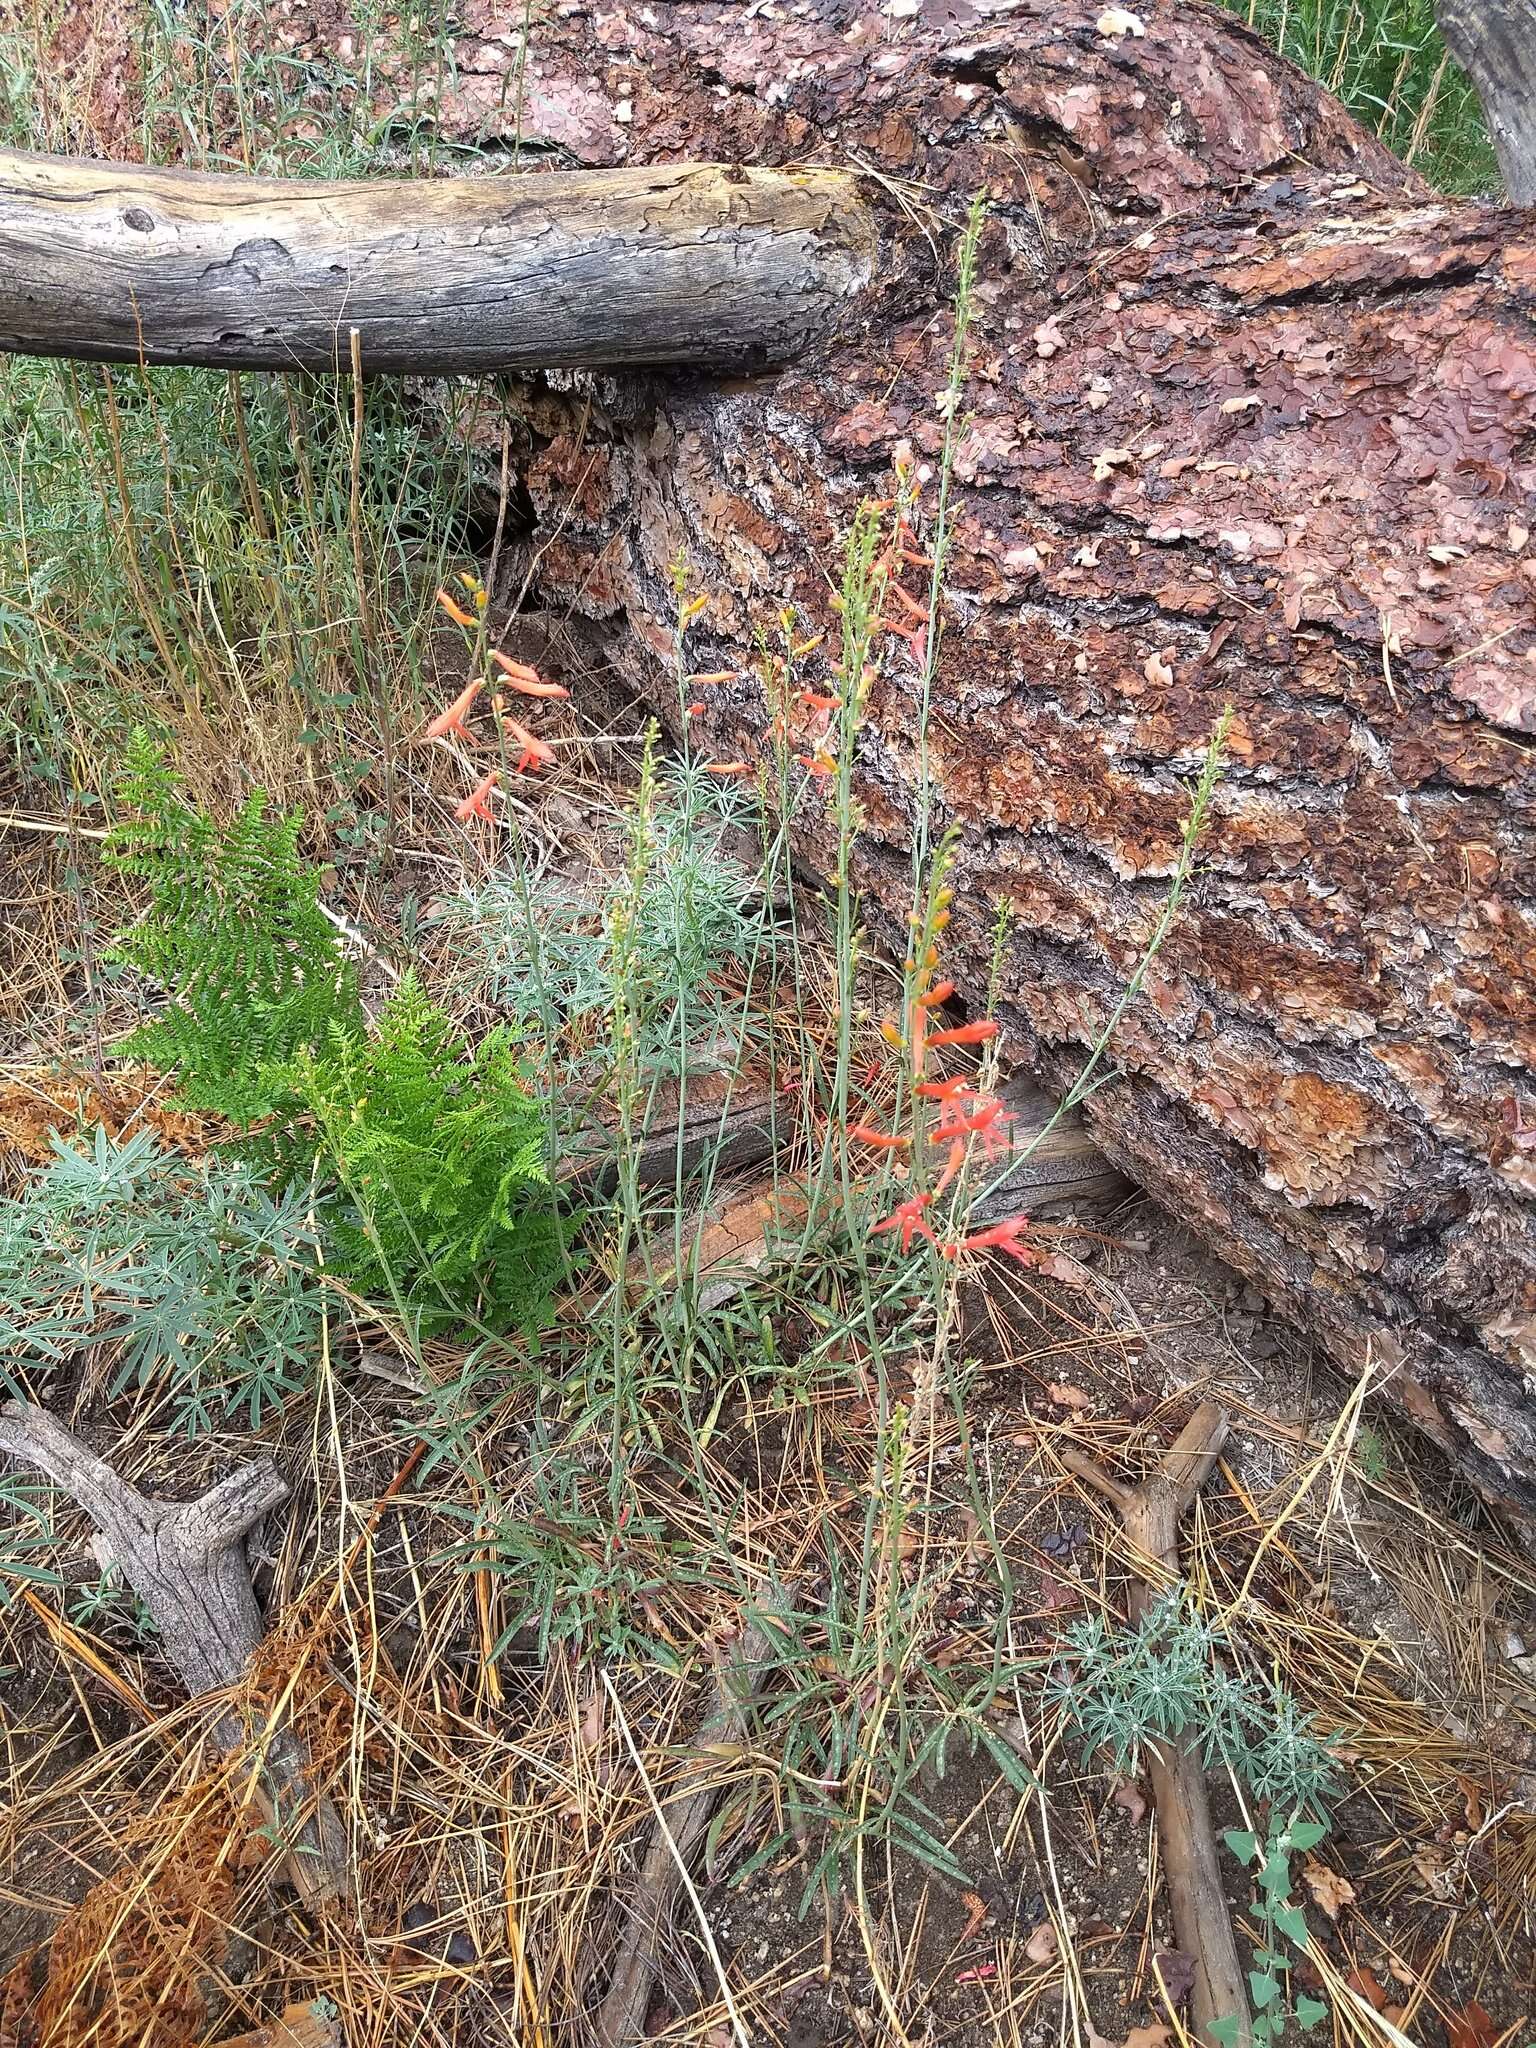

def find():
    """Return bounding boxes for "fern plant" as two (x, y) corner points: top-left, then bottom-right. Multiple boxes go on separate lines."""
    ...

(106, 731), (361, 1120)
(285, 973), (566, 1335)
(0, 1124), (326, 1432)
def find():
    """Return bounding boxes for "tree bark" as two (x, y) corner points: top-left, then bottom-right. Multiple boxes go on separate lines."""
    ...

(417, 0), (1536, 1528)
(1436, 0), (1536, 202)
(0, 150), (873, 371)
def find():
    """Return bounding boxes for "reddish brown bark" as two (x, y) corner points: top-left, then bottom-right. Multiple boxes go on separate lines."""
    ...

(456, 0), (1536, 1524)
(142, 0), (1536, 1519)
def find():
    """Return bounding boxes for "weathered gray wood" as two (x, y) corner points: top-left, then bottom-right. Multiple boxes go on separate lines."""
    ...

(0, 1399), (346, 1904)
(1436, 0), (1536, 201)
(0, 149), (874, 373)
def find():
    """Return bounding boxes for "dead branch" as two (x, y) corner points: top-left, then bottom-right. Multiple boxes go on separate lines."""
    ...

(595, 1608), (780, 2048)
(0, 151), (874, 373)
(0, 1399), (346, 1907)
(1062, 1402), (1250, 2048)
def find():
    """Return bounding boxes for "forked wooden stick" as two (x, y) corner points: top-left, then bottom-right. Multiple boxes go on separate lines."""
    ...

(1061, 1401), (1251, 2048)
(0, 1399), (346, 1907)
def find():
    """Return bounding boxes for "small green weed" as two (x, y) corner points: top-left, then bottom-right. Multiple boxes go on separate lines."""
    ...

(1217, 1819), (1333, 2045)
(1051, 1593), (1342, 2044)
(1048, 1592), (1340, 1810)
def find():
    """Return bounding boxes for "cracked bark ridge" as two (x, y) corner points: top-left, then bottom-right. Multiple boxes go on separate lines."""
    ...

(0, 1401), (346, 1903)
(162, 0), (1536, 1522)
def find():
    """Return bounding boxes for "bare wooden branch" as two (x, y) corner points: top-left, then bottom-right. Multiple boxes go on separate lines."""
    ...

(0, 150), (876, 373)
(0, 1399), (346, 1906)
(1435, 0), (1536, 202)
(595, 1610), (779, 2048)
(1064, 1404), (1249, 2048)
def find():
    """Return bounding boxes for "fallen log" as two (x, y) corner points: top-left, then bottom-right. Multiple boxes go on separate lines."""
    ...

(5, 2), (1536, 1527)
(451, 0), (1536, 1532)
(0, 151), (873, 372)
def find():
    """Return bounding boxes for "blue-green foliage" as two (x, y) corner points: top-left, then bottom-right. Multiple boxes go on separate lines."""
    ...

(0, 1124), (325, 1432)
(285, 973), (565, 1336)
(1047, 1592), (1340, 1814)
(106, 732), (362, 1120)
(440, 765), (766, 1081)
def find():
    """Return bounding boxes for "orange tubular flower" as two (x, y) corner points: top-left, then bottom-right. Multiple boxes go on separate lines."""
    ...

(916, 1076), (975, 1103)
(934, 1139), (967, 1195)
(956, 1214), (1038, 1266)
(687, 701), (706, 718)
(933, 1099), (1009, 1144)
(849, 1124), (911, 1151)
(435, 587), (477, 628)
(870, 1192), (935, 1254)
(490, 649), (569, 697)
(798, 690), (840, 715)
(502, 715), (556, 775)
(925, 1020), (1000, 1050)
(916, 981), (956, 1009)
(688, 670), (740, 687)
(706, 761), (751, 777)
(456, 769), (500, 823)
(425, 679), (484, 744)
(797, 751), (836, 781)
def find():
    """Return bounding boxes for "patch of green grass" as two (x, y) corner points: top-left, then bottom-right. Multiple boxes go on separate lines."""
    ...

(1224, 0), (1497, 193)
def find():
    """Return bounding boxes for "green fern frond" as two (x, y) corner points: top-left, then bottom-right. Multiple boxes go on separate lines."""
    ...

(286, 972), (567, 1336)
(106, 733), (361, 1120)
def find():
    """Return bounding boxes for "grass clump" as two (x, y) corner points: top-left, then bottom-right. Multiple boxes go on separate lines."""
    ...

(0, 1123), (326, 1432)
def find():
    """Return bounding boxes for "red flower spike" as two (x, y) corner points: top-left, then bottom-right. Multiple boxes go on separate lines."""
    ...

(925, 1020), (1000, 1050)
(489, 650), (568, 697)
(870, 1192), (935, 1254)
(933, 1099), (1010, 1144)
(798, 690), (841, 715)
(435, 587), (477, 628)
(425, 679), (484, 744)
(934, 1138), (967, 1194)
(917, 980), (956, 1009)
(455, 769), (500, 823)
(956, 1214), (1039, 1266)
